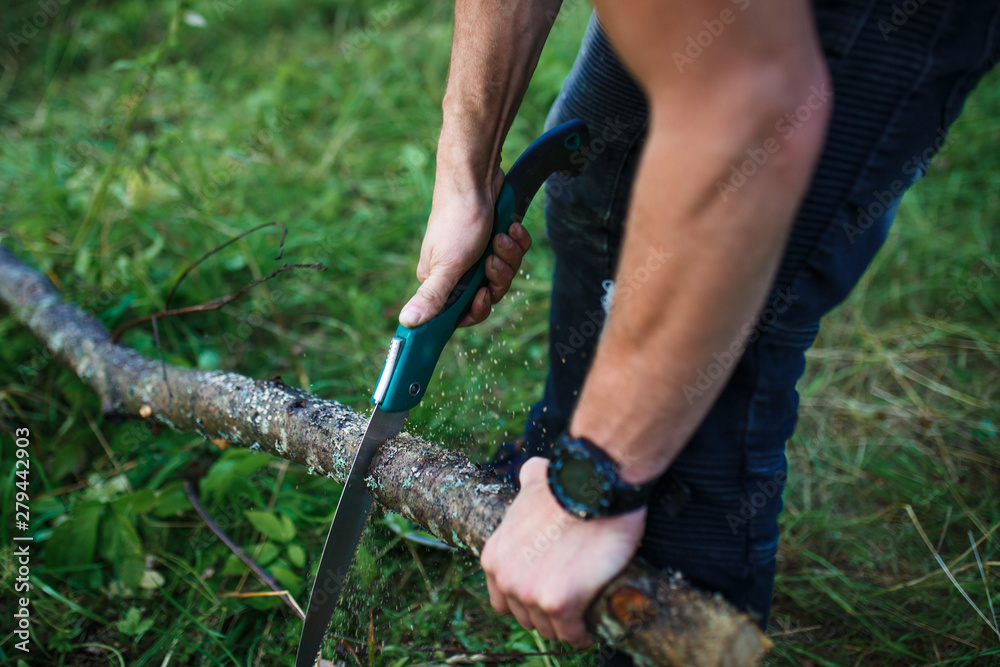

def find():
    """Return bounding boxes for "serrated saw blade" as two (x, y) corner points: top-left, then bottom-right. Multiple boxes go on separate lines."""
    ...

(295, 406), (407, 667)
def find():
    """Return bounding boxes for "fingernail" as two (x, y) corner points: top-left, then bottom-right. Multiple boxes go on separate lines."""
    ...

(498, 234), (513, 249)
(400, 304), (421, 327)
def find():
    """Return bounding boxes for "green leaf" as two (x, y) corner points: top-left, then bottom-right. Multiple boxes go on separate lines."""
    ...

(245, 510), (295, 543)
(97, 292), (137, 325)
(286, 543), (306, 568)
(112, 489), (156, 515)
(49, 440), (86, 482)
(152, 482), (192, 517)
(100, 510), (145, 593)
(47, 503), (103, 568)
(221, 554), (247, 577)
(268, 565), (302, 595)
(200, 449), (271, 506)
(257, 541), (281, 566)
(117, 607), (154, 636)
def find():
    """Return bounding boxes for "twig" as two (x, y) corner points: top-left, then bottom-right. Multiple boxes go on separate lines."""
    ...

(408, 645), (593, 660)
(111, 262), (326, 341)
(164, 221), (287, 312)
(182, 480), (304, 620)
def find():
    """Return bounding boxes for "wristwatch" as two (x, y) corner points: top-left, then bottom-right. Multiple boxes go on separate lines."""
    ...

(547, 432), (661, 519)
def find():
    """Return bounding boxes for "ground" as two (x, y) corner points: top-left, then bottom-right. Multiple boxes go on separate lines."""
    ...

(0, 0), (998, 665)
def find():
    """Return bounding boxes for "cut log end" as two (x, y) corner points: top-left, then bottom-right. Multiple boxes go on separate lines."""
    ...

(587, 563), (770, 667)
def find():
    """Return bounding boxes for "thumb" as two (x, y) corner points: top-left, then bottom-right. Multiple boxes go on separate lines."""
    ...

(399, 269), (458, 328)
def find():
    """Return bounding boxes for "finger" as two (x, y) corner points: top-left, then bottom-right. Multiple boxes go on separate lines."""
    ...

(399, 270), (457, 327)
(485, 575), (509, 614)
(525, 606), (558, 642)
(508, 222), (532, 253)
(550, 615), (592, 648)
(518, 456), (550, 487)
(485, 255), (515, 303)
(457, 286), (492, 328)
(506, 598), (535, 632)
(492, 232), (524, 273)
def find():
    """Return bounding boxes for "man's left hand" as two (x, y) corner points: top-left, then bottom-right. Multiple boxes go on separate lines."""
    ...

(480, 456), (647, 646)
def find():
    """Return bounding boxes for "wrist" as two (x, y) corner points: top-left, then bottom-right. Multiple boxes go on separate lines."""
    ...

(434, 124), (499, 196)
(566, 417), (674, 486)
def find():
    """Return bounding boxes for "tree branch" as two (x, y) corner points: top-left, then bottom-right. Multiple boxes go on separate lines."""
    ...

(0, 243), (770, 667)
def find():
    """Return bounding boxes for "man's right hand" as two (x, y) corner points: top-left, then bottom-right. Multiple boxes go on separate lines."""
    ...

(399, 167), (532, 329)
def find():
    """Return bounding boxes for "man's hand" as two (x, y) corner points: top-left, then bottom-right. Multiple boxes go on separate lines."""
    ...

(480, 457), (646, 646)
(399, 168), (532, 329)
(396, 0), (561, 330)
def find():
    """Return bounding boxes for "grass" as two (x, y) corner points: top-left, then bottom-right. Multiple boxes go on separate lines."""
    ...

(0, 0), (997, 664)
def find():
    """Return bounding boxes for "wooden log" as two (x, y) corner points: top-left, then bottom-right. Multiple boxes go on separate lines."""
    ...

(0, 244), (770, 666)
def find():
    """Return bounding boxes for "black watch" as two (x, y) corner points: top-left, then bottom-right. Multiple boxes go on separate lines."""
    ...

(547, 433), (659, 519)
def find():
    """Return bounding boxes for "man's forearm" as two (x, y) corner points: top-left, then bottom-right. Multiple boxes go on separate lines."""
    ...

(571, 0), (832, 483)
(436, 0), (562, 192)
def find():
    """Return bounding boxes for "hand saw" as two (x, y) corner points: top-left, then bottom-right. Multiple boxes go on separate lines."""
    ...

(295, 119), (590, 666)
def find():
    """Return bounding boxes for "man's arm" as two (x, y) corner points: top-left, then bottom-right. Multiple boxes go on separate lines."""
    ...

(481, 0), (832, 646)
(573, 0), (832, 481)
(399, 0), (563, 329)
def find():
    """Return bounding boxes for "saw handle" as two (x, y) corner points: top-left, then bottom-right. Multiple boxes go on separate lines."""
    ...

(373, 119), (591, 413)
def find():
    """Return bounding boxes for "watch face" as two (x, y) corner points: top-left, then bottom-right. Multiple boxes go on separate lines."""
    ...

(556, 457), (603, 508)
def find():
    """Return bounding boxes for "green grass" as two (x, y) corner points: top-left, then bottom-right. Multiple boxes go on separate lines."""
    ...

(1, 0), (998, 665)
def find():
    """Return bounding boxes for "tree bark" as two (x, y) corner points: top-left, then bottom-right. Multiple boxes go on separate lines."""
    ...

(0, 244), (770, 667)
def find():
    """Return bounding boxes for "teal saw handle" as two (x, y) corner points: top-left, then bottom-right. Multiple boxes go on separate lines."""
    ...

(373, 119), (590, 413)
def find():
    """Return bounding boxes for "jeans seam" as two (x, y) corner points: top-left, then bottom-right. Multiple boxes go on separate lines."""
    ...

(826, 0), (879, 76)
(602, 118), (648, 276)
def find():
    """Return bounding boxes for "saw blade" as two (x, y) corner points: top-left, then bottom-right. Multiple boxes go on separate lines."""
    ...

(295, 407), (407, 667)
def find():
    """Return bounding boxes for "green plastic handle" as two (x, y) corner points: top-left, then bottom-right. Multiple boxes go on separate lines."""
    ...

(373, 119), (591, 413)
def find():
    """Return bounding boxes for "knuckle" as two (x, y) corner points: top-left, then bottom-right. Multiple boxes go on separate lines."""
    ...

(537, 590), (567, 616)
(417, 282), (445, 305)
(494, 571), (515, 595)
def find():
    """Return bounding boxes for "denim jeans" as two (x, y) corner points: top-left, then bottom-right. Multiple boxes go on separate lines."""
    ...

(516, 1), (1000, 656)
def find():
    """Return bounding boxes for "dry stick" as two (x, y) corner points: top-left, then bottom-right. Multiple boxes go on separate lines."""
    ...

(182, 480), (305, 621)
(165, 221), (289, 311)
(112, 263), (326, 342)
(0, 244), (770, 667)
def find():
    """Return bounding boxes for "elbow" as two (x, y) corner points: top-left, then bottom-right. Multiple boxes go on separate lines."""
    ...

(762, 58), (833, 188)
(650, 49), (834, 228)
(651, 51), (833, 200)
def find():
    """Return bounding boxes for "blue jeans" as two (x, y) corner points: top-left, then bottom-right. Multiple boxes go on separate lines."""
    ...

(518, 0), (1000, 652)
